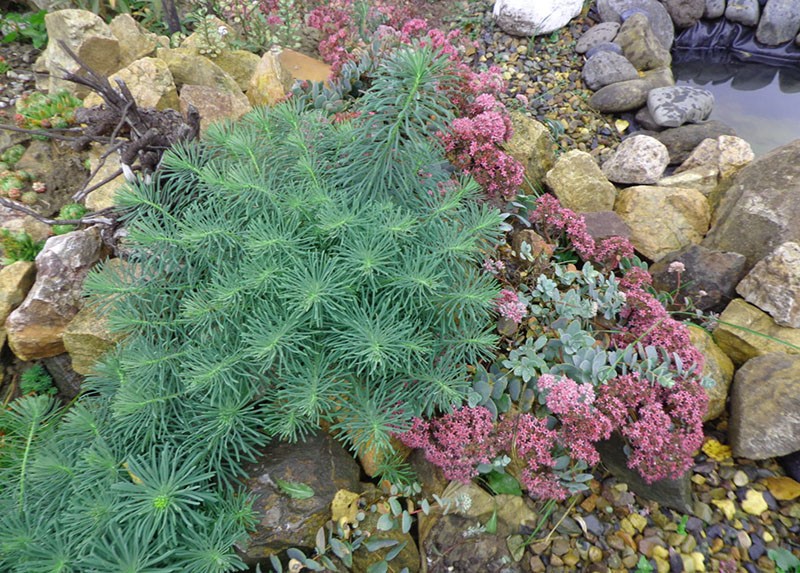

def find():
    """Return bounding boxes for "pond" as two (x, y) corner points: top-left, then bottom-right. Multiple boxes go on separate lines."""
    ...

(673, 58), (800, 156)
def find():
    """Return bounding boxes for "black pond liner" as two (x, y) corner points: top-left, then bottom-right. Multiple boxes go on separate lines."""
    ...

(672, 18), (800, 94)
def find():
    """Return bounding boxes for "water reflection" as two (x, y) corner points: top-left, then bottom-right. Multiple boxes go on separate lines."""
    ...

(673, 58), (800, 155)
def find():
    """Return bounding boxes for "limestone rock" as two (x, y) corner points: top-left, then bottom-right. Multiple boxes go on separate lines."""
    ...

(85, 143), (126, 212)
(40, 10), (121, 96)
(83, 57), (180, 111)
(597, 0), (675, 48)
(649, 244), (746, 313)
(614, 185), (710, 261)
(614, 13), (672, 70)
(545, 150), (617, 212)
(504, 111), (556, 192)
(109, 13), (162, 67)
(703, 139), (800, 272)
(158, 47), (244, 96)
(582, 51), (639, 91)
(213, 49), (262, 91)
(586, 41), (625, 57)
(589, 67), (674, 113)
(658, 165), (719, 198)
(575, 22), (621, 54)
(240, 431), (361, 561)
(0, 262), (36, 322)
(730, 353), (800, 459)
(652, 120), (737, 164)
(705, 0), (726, 18)
(492, 0), (584, 36)
(736, 242), (800, 328)
(278, 49), (332, 85)
(725, 0), (761, 26)
(180, 85), (251, 132)
(713, 299), (800, 367)
(662, 0), (705, 28)
(63, 303), (122, 375)
(647, 86), (714, 128)
(676, 135), (754, 184)
(687, 324), (734, 422)
(5, 227), (107, 361)
(247, 49), (292, 107)
(602, 134), (669, 184)
(0, 207), (50, 244)
(757, 0), (800, 45)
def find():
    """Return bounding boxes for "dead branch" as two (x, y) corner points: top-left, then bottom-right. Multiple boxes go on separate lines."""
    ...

(0, 197), (116, 226)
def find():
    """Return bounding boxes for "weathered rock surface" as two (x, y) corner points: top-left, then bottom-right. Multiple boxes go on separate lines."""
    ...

(647, 85), (714, 128)
(82, 57), (179, 110)
(278, 48), (332, 85)
(649, 244), (747, 313)
(651, 120), (737, 164)
(5, 227), (107, 361)
(675, 135), (754, 185)
(582, 51), (639, 91)
(85, 143), (126, 212)
(713, 299), (800, 367)
(240, 431), (361, 562)
(63, 303), (122, 375)
(582, 210), (633, 243)
(614, 185), (710, 261)
(597, 0), (675, 48)
(703, 139), (800, 272)
(687, 324), (734, 422)
(658, 165), (719, 198)
(730, 353), (800, 459)
(179, 84), (252, 132)
(575, 22), (621, 54)
(705, 0), (726, 18)
(109, 13), (162, 67)
(589, 67), (674, 113)
(614, 13), (672, 70)
(545, 150), (617, 212)
(0, 262), (36, 323)
(736, 242), (800, 328)
(493, 0), (584, 36)
(602, 134), (670, 184)
(247, 49), (292, 107)
(505, 112), (556, 192)
(725, 0), (761, 26)
(213, 49), (262, 91)
(662, 0), (706, 28)
(158, 47), (246, 97)
(756, 0), (800, 45)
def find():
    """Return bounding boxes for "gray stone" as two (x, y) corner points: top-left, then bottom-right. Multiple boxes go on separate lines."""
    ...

(649, 244), (747, 313)
(42, 354), (84, 401)
(492, 0), (584, 36)
(597, 434), (693, 512)
(647, 86), (714, 128)
(703, 139), (800, 272)
(662, 0), (706, 28)
(582, 210), (633, 242)
(596, 0), (676, 48)
(582, 51), (639, 91)
(586, 41), (625, 58)
(545, 150), (617, 212)
(725, 0), (760, 26)
(635, 105), (664, 131)
(576, 22), (621, 53)
(756, 0), (800, 45)
(602, 134), (669, 184)
(615, 13), (673, 70)
(730, 353), (800, 459)
(705, 0), (727, 18)
(651, 120), (737, 164)
(589, 67), (674, 113)
(240, 431), (361, 562)
(736, 242), (800, 328)
(5, 227), (108, 361)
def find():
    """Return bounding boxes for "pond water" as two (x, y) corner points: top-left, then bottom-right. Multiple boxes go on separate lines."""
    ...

(673, 59), (800, 156)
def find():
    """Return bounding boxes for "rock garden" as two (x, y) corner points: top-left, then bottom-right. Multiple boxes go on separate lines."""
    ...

(0, 0), (799, 572)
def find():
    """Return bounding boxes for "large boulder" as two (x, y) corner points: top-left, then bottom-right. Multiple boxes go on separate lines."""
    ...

(37, 10), (122, 96)
(602, 134), (670, 184)
(5, 227), (107, 361)
(504, 112), (556, 193)
(247, 49), (292, 107)
(647, 86), (714, 128)
(492, 0), (584, 37)
(63, 303), (122, 375)
(239, 431), (361, 563)
(589, 67), (674, 113)
(730, 353), (800, 459)
(179, 85), (252, 132)
(214, 50), (262, 91)
(713, 299), (800, 367)
(614, 12), (672, 70)
(596, 0), (675, 48)
(109, 13), (163, 67)
(687, 324), (734, 422)
(658, 165), (719, 199)
(82, 57), (180, 111)
(614, 185), (710, 261)
(662, 0), (705, 28)
(756, 0), (800, 45)
(703, 139), (800, 272)
(0, 262), (36, 323)
(545, 150), (617, 212)
(736, 242), (800, 328)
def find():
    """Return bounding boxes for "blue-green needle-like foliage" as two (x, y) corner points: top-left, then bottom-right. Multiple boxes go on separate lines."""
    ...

(0, 43), (503, 571)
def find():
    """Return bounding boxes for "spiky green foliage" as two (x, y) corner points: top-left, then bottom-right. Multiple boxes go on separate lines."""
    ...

(0, 44), (501, 570)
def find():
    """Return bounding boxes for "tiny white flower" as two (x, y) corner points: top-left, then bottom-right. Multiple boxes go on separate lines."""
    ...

(668, 261), (685, 274)
(218, 25), (229, 36)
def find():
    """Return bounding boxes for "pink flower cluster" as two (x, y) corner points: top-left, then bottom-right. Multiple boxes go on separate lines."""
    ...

(495, 289), (526, 324)
(439, 94), (524, 202)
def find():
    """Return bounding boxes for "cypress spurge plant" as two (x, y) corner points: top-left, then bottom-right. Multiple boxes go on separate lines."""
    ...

(0, 43), (503, 571)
